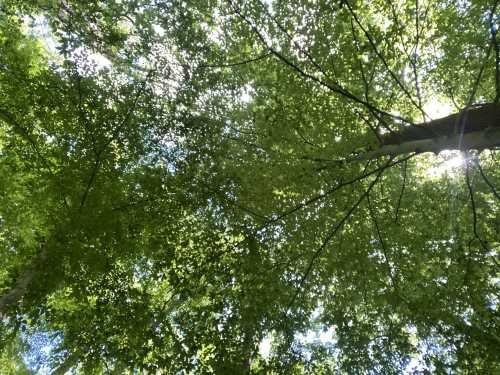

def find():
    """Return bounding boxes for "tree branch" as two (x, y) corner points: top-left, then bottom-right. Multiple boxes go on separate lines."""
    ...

(467, 1), (499, 106)
(199, 52), (272, 69)
(367, 194), (397, 289)
(0, 244), (48, 316)
(0, 108), (55, 173)
(345, 1), (429, 119)
(286, 157), (394, 312)
(464, 158), (490, 254)
(353, 127), (500, 160)
(475, 158), (500, 201)
(394, 159), (407, 223)
(267, 154), (414, 225)
(229, 0), (416, 127)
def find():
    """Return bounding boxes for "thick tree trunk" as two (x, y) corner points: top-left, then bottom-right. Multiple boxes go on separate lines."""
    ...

(0, 269), (37, 315)
(0, 246), (47, 316)
(356, 103), (500, 160)
(356, 127), (500, 160)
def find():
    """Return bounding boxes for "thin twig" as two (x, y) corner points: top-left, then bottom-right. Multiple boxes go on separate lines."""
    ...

(367, 194), (397, 289)
(350, 20), (395, 136)
(0, 108), (56, 173)
(198, 52), (273, 69)
(475, 159), (500, 201)
(286, 157), (394, 312)
(387, 0), (427, 121)
(345, 1), (429, 119)
(78, 69), (155, 211)
(464, 159), (490, 254)
(467, 1), (499, 106)
(267, 154), (414, 225)
(394, 159), (407, 223)
(229, 0), (416, 126)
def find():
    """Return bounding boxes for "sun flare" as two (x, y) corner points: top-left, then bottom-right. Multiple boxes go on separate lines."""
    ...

(425, 151), (465, 178)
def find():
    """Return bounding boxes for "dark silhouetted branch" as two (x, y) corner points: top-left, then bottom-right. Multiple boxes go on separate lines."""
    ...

(199, 52), (272, 68)
(475, 159), (500, 201)
(345, 1), (429, 119)
(229, 0), (416, 127)
(467, 1), (498, 106)
(367, 194), (397, 289)
(394, 159), (407, 223)
(286, 157), (394, 312)
(464, 159), (490, 254)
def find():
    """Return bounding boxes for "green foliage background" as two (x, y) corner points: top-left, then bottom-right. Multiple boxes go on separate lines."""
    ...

(0, 0), (498, 373)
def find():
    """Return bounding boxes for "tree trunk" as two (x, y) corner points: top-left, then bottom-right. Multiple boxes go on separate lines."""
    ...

(0, 269), (37, 316)
(356, 103), (500, 160)
(0, 246), (47, 316)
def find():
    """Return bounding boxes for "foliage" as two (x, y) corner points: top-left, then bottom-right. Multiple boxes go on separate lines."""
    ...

(0, 0), (499, 373)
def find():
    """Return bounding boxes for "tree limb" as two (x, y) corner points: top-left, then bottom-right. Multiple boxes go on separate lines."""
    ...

(286, 157), (394, 312)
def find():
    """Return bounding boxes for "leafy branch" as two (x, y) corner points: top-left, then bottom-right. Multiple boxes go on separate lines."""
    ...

(285, 156), (395, 313)
(229, 0), (416, 127)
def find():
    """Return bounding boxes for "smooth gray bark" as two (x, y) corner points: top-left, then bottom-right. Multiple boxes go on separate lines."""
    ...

(354, 127), (500, 160)
(355, 103), (500, 160)
(0, 246), (47, 316)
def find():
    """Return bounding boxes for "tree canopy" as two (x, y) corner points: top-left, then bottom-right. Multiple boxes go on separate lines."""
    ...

(0, 0), (499, 373)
